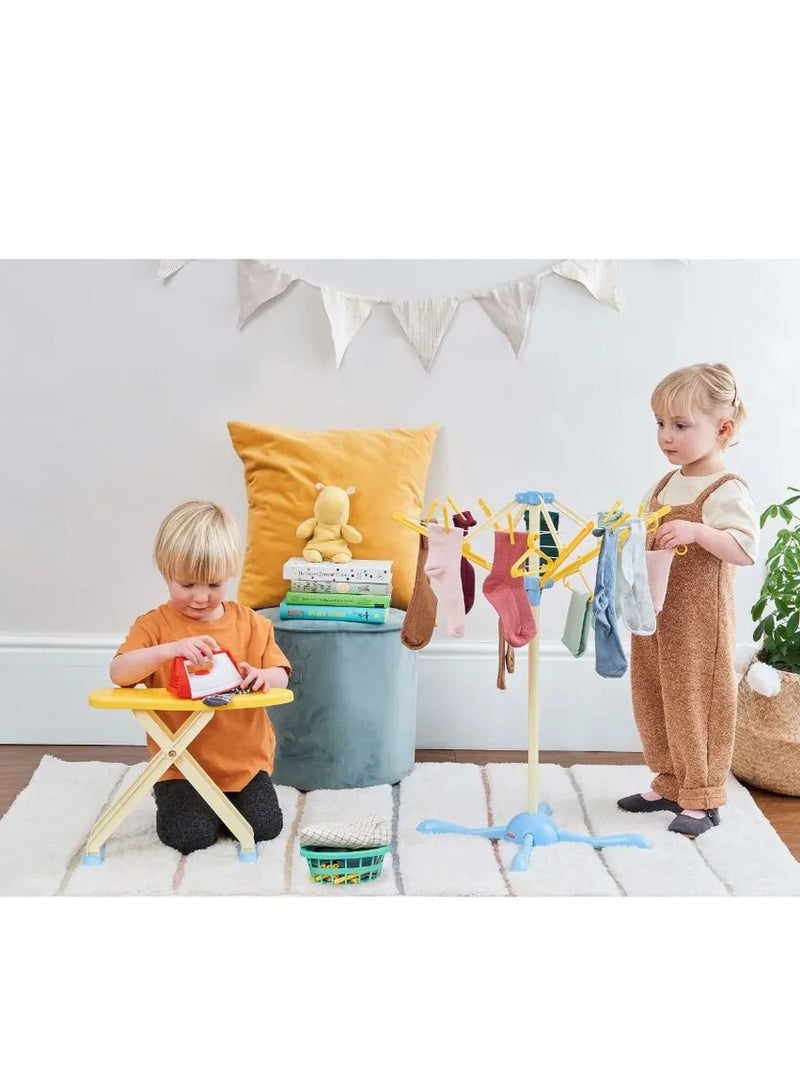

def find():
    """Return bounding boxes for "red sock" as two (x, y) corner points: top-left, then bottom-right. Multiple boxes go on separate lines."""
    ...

(452, 511), (477, 614)
(482, 531), (537, 648)
(425, 523), (466, 637)
(461, 557), (476, 613)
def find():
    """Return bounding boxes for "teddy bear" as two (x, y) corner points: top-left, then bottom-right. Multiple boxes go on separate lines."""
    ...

(296, 483), (363, 563)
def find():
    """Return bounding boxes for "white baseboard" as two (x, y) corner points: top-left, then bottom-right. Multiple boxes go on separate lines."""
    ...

(0, 633), (644, 750)
(417, 640), (642, 750)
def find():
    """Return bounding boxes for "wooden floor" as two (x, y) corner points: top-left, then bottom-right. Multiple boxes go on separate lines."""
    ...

(2, 744), (799, 862)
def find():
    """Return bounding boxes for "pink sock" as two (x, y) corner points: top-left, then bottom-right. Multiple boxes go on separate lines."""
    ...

(482, 531), (537, 648)
(425, 523), (466, 636)
(645, 549), (674, 612)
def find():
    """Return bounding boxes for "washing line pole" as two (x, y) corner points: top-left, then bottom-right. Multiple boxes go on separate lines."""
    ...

(527, 599), (540, 812)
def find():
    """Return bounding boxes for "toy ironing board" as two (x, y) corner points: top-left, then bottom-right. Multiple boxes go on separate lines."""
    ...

(83, 685), (293, 865)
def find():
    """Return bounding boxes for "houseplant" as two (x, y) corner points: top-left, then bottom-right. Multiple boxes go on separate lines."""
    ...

(750, 486), (800, 673)
(732, 486), (800, 795)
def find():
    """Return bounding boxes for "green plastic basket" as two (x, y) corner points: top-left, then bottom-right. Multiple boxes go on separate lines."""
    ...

(300, 844), (390, 885)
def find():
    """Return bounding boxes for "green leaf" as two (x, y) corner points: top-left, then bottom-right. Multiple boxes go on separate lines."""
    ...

(751, 599), (766, 622)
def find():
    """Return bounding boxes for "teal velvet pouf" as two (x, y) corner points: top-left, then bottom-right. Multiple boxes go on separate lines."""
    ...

(258, 608), (418, 790)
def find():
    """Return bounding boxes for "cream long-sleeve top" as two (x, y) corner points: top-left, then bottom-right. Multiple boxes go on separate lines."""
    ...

(643, 469), (760, 563)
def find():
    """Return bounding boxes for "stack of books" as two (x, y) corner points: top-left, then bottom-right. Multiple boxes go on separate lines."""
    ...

(279, 557), (393, 624)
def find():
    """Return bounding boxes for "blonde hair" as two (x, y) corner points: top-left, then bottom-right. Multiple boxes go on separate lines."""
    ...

(651, 362), (746, 447)
(154, 501), (241, 583)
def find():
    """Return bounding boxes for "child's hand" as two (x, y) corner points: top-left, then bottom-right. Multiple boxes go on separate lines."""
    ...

(238, 662), (271, 692)
(171, 636), (218, 665)
(654, 520), (697, 550)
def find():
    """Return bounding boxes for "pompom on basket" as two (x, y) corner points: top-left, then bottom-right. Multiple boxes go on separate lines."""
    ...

(733, 658), (800, 796)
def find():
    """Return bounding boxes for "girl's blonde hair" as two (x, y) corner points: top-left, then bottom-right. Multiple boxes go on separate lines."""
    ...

(154, 501), (241, 583)
(651, 362), (746, 447)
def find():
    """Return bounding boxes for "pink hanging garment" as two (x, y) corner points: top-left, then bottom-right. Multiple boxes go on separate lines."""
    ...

(645, 549), (674, 613)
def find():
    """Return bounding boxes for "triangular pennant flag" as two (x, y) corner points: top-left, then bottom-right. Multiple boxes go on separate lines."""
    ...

(551, 259), (620, 311)
(474, 277), (538, 357)
(389, 298), (459, 372)
(320, 287), (377, 368)
(158, 260), (191, 280)
(237, 260), (297, 329)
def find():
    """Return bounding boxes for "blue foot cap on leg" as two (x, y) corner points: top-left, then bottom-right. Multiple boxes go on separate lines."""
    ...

(237, 843), (259, 863)
(82, 845), (106, 866)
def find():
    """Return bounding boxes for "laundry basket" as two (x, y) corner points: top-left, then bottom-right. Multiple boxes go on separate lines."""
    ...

(300, 844), (391, 884)
(733, 667), (800, 796)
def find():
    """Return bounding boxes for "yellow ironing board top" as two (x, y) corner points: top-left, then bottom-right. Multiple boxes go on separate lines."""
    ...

(88, 687), (294, 711)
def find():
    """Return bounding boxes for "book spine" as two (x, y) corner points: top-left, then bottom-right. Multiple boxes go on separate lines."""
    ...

(289, 579), (391, 595)
(285, 591), (391, 607)
(278, 601), (388, 624)
(282, 560), (392, 582)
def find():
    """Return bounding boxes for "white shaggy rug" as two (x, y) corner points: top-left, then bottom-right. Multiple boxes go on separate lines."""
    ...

(1, 756), (799, 896)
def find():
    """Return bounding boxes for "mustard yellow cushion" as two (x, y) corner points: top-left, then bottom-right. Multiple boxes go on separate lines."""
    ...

(227, 422), (440, 610)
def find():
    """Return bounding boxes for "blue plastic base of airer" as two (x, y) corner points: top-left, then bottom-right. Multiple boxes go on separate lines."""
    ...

(417, 802), (650, 872)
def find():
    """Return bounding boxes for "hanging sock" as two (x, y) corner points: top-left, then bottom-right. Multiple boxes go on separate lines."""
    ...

(592, 526), (628, 678)
(482, 531), (537, 649)
(452, 510), (477, 613)
(619, 518), (656, 635)
(425, 523), (466, 637)
(401, 533), (438, 650)
(496, 618), (516, 689)
(645, 548), (674, 612)
(561, 589), (592, 657)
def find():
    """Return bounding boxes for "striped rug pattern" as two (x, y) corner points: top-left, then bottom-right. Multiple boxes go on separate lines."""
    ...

(1, 756), (799, 896)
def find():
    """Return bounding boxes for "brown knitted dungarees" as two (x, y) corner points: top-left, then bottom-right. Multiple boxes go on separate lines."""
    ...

(630, 471), (745, 810)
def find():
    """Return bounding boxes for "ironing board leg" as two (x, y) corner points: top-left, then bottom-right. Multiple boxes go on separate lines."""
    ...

(171, 748), (257, 860)
(83, 709), (215, 863)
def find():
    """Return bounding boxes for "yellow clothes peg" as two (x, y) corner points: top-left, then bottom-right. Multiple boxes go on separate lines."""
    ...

(393, 512), (428, 537)
(477, 497), (499, 529)
(602, 500), (622, 524)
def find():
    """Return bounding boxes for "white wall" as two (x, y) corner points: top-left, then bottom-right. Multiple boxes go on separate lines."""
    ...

(0, 259), (793, 747)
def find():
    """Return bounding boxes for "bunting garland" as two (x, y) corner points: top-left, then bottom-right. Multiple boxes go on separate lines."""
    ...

(158, 258), (626, 371)
(236, 260), (297, 329)
(474, 278), (539, 358)
(320, 287), (377, 368)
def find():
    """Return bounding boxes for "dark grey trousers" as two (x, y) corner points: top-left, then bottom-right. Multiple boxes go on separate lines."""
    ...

(153, 770), (283, 855)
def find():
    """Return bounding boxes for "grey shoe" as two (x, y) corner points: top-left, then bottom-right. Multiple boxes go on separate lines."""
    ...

(667, 809), (720, 838)
(617, 793), (682, 815)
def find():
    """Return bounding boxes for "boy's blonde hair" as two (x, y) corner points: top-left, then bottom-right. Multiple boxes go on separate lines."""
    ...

(651, 362), (746, 447)
(154, 501), (241, 583)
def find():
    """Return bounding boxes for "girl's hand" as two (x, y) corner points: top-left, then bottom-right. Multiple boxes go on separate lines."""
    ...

(654, 520), (697, 550)
(171, 636), (218, 665)
(238, 662), (271, 692)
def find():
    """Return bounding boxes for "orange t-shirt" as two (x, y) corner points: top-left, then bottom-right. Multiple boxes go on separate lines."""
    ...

(115, 601), (291, 791)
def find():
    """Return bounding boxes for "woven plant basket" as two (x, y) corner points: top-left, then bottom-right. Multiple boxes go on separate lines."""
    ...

(733, 663), (800, 796)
